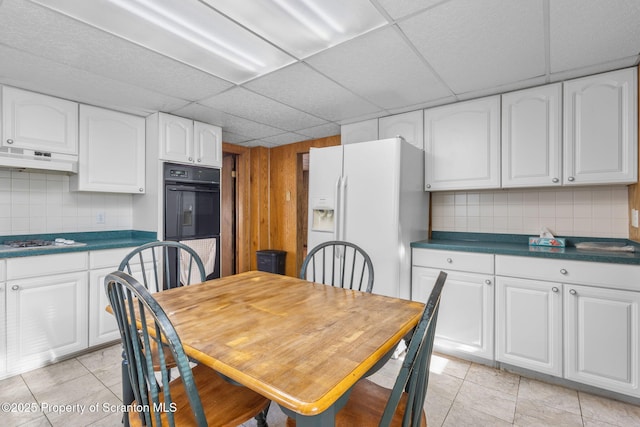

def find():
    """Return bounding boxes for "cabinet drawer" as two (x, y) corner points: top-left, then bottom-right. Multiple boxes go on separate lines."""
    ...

(496, 255), (640, 291)
(89, 247), (142, 269)
(413, 248), (494, 274)
(7, 252), (88, 280)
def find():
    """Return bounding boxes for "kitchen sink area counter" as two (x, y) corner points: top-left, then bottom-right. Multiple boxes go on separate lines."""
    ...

(0, 230), (157, 259)
(412, 231), (640, 265)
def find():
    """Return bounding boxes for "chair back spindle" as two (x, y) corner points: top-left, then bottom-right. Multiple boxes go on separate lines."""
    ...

(301, 241), (374, 293)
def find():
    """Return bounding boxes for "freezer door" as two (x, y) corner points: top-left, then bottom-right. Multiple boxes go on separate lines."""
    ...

(307, 145), (343, 253)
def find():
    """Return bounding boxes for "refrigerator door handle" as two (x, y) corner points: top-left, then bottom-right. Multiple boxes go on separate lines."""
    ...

(339, 175), (348, 243)
(334, 176), (341, 241)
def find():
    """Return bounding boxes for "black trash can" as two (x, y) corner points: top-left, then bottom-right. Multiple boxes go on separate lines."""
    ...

(256, 250), (287, 275)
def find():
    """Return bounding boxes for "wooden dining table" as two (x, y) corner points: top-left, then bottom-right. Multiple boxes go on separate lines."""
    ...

(120, 270), (425, 426)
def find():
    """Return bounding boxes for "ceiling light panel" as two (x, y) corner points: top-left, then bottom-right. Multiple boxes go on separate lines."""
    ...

(202, 0), (388, 59)
(29, 0), (295, 83)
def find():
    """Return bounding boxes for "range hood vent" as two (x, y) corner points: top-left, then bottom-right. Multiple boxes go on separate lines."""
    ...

(0, 147), (78, 174)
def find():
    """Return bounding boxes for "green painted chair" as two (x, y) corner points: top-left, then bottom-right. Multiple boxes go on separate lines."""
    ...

(301, 240), (374, 293)
(118, 241), (207, 292)
(105, 270), (271, 427)
(287, 270), (447, 427)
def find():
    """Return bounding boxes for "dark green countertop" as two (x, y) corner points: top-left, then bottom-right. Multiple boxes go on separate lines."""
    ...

(411, 232), (640, 265)
(0, 230), (157, 259)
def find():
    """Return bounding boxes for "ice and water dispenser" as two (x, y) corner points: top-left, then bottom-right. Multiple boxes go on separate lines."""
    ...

(311, 196), (335, 232)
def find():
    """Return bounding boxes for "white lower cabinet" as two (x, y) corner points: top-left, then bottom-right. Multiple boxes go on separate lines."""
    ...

(412, 249), (494, 360)
(496, 254), (640, 398)
(0, 260), (6, 376)
(6, 270), (88, 374)
(564, 284), (640, 397)
(88, 247), (150, 346)
(495, 276), (562, 376)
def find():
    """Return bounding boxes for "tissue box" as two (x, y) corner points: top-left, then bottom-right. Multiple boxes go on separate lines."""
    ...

(529, 237), (566, 247)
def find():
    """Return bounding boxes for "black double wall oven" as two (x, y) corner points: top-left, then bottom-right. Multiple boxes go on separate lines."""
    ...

(164, 162), (221, 286)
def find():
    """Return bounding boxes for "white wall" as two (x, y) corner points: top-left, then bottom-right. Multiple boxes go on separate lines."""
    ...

(0, 170), (132, 236)
(431, 186), (629, 238)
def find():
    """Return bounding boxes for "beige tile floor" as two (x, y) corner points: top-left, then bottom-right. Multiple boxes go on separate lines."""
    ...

(1, 344), (639, 427)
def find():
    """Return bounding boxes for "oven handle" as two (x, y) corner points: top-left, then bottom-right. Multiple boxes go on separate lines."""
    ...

(167, 186), (219, 193)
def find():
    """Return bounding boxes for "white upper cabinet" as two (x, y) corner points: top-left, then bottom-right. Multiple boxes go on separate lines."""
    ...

(563, 67), (638, 185)
(341, 119), (378, 144)
(2, 86), (78, 155)
(158, 112), (221, 167)
(379, 110), (424, 149)
(194, 121), (222, 168)
(71, 105), (145, 193)
(501, 83), (562, 188)
(424, 96), (501, 191)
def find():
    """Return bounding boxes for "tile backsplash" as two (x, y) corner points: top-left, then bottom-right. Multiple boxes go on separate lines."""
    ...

(0, 170), (132, 236)
(431, 186), (629, 238)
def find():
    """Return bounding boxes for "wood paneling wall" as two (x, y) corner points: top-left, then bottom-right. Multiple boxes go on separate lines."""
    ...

(247, 135), (340, 276)
(628, 65), (640, 242)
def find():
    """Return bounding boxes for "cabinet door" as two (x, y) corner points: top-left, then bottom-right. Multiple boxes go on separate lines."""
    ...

(6, 272), (88, 374)
(502, 83), (562, 188)
(340, 119), (378, 144)
(564, 284), (640, 397)
(194, 121), (222, 168)
(159, 113), (194, 163)
(412, 266), (494, 360)
(0, 283), (5, 376)
(2, 86), (78, 154)
(563, 67), (638, 185)
(89, 267), (121, 346)
(379, 110), (424, 149)
(73, 105), (145, 193)
(424, 96), (500, 190)
(496, 276), (562, 376)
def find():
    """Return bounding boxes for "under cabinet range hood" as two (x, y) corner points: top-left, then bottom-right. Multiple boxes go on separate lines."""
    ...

(0, 146), (78, 173)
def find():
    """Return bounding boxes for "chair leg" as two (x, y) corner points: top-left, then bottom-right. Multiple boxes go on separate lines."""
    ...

(121, 348), (134, 427)
(255, 401), (271, 427)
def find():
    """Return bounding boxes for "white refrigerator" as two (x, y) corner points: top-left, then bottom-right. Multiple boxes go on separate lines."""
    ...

(307, 137), (429, 299)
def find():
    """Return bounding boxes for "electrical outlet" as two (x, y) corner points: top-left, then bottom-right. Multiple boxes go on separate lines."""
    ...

(96, 212), (105, 224)
(632, 209), (639, 228)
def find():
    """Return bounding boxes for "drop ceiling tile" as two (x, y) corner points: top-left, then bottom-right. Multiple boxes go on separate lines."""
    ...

(297, 123), (341, 139)
(400, 0), (546, 94)
(306, 26), (451, 110)
(0, 45), (188, 115)
(549, 0), (640, 72)
(0, 0), (233, 101)
(171, 103), (285, 139)
(244, 62), (382, 122)
(262, 132), (310, 146)
(376, 0), (447, 20)
(199, 87), (327, 131)
(221, 131), (253, 144)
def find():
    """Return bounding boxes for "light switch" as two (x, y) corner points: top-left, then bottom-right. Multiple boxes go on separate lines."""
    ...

(632, 209), (639, 228)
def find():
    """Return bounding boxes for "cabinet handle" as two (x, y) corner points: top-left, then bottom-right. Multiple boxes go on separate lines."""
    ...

(197, 158), (201, 162)
(569, 289), (577, 295)
(560, 269), (567, 275)
(552, 178), (559, 183)
(568, 176), (575, 182)
(139, 188), (144, 192)
(11, 285), (19, 291)
(552, 287), (559, 293)
(188, 157), (193, 161)
(6, 139), (14, 144)
(426, 184), (431, 189)
(446, 258), (452, 263)
(484, 279), (492, 285)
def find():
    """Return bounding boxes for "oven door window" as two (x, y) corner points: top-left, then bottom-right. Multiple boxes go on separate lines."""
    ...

(165, 185), (220, 239)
